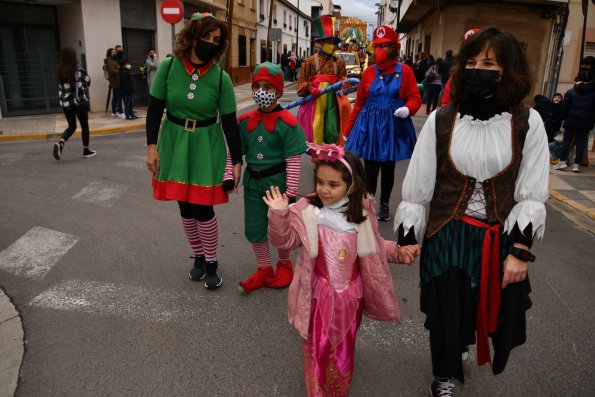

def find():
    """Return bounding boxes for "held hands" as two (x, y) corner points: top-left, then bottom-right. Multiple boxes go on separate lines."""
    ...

(337, 80), (350, 97)
(233, 163), (242, 193)
(146, 145), (160, 174)
(393, 106), (410, 118)
(263, 186), (289, 210)
(395, 243), (421, 265)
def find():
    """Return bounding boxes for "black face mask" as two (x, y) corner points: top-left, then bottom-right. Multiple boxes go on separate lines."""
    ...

(194, 40), (219, 62)
(460, 68), (501, 99)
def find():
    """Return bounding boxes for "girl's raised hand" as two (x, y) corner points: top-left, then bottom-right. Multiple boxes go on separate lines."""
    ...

(263, 186), (289, 210)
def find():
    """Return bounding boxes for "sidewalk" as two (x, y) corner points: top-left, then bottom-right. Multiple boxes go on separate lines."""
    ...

(0, 81), (262, 141)
(0, 89), (594, 396)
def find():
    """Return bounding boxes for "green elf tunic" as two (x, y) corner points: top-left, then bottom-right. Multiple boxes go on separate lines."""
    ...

(150, 56), (237, 205)
(239, 108), (308, 242)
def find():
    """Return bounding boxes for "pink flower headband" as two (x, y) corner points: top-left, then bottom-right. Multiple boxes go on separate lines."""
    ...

(307, 142), (352, 175)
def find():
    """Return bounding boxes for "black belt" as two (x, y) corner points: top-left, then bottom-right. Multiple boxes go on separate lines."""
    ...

(166, 111), (217, 132)
(246, 163), (286, 179)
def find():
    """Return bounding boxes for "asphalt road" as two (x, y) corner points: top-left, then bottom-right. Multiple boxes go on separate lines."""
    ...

(0, 108), (594, 396)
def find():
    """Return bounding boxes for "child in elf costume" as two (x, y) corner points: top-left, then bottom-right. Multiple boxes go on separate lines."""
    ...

(297, 15), (351, 146)
(238, 62), (308, 292)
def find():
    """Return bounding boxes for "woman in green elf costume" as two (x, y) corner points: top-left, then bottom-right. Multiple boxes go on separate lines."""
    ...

(145, 13), (242, 289)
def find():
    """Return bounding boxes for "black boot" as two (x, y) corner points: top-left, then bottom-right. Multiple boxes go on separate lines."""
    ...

(188, 255), (206, 281)
(204, 260), (223, 289)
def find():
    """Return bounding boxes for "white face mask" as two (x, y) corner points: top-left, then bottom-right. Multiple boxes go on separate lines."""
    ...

(124, 64), (131, 70)
(325, 195), (350, 209)
(252, 88), (277, 109)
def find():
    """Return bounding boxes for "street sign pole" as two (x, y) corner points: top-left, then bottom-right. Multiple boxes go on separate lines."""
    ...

(161, 0), (184, 54)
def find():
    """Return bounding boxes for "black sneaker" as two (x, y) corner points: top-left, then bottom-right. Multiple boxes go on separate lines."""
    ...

(188, 255), (206, 281)
(83, 149), (96, 158)
(430, 378), (454, 397)
(377, 202), (390, 221)
(204, 260), (223, 289)
(53, 142), (63, 160)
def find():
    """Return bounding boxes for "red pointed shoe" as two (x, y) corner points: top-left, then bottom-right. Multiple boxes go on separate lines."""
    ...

(265, 260), (293, 289)
(239, 266), (274, 293)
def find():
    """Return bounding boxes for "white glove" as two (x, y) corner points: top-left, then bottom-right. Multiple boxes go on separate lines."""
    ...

(393, 106), (410, 118)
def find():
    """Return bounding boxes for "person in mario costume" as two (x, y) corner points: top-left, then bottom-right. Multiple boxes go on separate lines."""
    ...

(344, 25), (421, 222)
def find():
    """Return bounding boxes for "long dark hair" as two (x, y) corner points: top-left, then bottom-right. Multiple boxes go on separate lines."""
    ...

(56, 46), (77, 84)
(174, 16), (228, 61)
(307, 151), (368, 224)
(449, 27), (531, 107)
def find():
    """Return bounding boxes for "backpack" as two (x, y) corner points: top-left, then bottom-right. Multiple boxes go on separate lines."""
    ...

(140, 65), (147, 79)
(103, 64), (109, 80)
(425, 65), (436, 83)
(289, 59), (296, 71)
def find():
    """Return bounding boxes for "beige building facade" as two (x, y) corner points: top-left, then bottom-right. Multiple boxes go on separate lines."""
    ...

(392, 0), (595, 101)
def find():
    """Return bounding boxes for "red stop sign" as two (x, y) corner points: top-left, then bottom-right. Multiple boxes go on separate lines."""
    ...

(161, 0), (184, 24)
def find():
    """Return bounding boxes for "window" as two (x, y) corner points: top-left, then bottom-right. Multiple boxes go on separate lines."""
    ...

(239, 35), (247, 66)
(273, 5), (277, 25)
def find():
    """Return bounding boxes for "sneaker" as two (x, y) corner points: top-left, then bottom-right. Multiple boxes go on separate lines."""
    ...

(430, 378), (455, 397)
(111, 112), (119, 117)
(126, 115), (135, 120)
(570, 163), (579, 173)
(118, 113), (126, 119)
(377, 202), (390, 221)
(188, 255), (206, 281)
(53, 142), (63, 160)
(553, 160), (567, 170)
(550, 158), (560, 165)
(204, 260), (223, 289)
(83, 149), (96, 158)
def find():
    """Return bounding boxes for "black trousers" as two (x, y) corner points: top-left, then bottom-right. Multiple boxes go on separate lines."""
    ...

(364, 160), (396, 204)
(61, 103), (90, 146)
(560, 128), (588, 164)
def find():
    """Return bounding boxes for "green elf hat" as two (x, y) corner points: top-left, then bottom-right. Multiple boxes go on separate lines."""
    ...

(313, 15), (341, 44)
(191, 12), (216, 21)
(252, 62), (284, 95)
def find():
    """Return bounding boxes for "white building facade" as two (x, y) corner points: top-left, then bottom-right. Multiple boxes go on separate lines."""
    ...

(256, 0), (321, 64)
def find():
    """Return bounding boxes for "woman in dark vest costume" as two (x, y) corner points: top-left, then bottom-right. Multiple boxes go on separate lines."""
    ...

(394, 27), (549, 396)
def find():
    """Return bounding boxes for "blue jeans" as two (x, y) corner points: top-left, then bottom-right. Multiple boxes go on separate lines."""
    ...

(123, 94), (133, 117)
(112, 88), (122, 113)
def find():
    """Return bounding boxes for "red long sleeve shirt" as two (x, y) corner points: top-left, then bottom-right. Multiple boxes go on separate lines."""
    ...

(344, 62), (421, 136)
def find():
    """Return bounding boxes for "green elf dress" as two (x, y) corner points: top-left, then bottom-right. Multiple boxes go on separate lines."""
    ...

(150, 56), (237, 205)
(239, 107), (308, 242)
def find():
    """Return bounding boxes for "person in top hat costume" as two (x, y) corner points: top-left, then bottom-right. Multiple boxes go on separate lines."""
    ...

(237, 62), (308, 292)
(145, 13), (242, 289)
(297, 15), (352, 146)
(344, 25), (421, 222)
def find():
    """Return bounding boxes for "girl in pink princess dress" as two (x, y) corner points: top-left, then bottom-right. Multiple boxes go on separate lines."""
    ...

(264, 144), (416, 396)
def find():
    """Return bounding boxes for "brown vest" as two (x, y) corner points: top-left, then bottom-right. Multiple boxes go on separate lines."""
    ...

(425, 103), (530, 238)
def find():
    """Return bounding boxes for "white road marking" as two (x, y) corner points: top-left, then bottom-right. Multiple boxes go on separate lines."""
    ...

(116, 155), (146, 170)
(0, 227), (78, 279)
(29, 279), (221, 323)
(72, 181), (129, 207)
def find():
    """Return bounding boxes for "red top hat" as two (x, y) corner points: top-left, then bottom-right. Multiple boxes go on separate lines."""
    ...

(373, 25), (400, 47)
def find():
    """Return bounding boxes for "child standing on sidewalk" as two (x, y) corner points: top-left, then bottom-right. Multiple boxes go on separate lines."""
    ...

(237, 62), (308, 292)
(264, 145), (415, 396)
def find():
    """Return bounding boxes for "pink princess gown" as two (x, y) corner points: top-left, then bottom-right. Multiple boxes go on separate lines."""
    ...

(303, 225), (364, 397)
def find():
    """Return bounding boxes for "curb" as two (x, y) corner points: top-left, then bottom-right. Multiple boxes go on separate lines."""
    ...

(0, 288), (24, 397)
(549, 188), (595, 220)
(0, 123), (146, 143)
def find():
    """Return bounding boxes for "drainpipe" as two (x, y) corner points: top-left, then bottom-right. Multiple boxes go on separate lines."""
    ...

(550, 3), (570, 96)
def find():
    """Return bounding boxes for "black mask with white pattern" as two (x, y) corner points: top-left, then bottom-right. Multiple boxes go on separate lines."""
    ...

(252, 88), (277, 109)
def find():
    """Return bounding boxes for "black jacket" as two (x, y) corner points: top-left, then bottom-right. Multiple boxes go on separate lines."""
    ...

(561, 80), (595, 131)
(120, 67), (135, 95)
